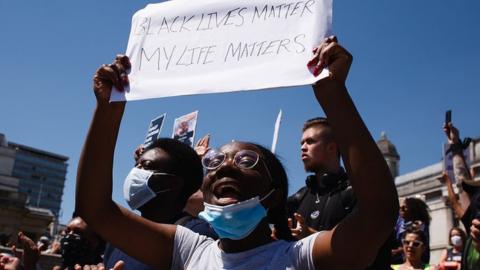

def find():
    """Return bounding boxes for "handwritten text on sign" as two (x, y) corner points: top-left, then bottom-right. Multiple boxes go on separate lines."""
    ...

(110, 0), (332, 101)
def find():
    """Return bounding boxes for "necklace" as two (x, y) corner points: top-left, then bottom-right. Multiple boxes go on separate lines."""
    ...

(315, 193), (320, 204)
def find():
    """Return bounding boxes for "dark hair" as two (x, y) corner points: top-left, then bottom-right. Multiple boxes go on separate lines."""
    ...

(404, 197), (431, 224)
(449, 227), (467, 246)
(145, 138), (203, 205)
(403, 227), (427, 245)
(249, 143), (295, 241)
(65, 216), (106, 265)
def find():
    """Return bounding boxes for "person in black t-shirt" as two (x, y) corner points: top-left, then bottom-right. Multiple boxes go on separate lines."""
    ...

(287, 117), (394, 270)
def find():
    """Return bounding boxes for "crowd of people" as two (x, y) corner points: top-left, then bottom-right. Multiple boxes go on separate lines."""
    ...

(1, 37), (480, 270)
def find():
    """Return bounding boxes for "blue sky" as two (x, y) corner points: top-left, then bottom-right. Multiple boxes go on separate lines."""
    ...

(1, 1), (479, 225)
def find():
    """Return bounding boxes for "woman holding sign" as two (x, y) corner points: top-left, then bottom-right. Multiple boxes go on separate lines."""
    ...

(76, 36), (398, 269)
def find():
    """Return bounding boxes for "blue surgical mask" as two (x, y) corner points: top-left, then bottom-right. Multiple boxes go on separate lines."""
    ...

(198, 190), (274, 240)
(123, 167), (176, 210)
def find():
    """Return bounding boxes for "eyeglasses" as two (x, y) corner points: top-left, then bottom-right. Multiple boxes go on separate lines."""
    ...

(401, 239), (423, 248)
(202, 149), (273, 182)
(202, 149), (261, 170)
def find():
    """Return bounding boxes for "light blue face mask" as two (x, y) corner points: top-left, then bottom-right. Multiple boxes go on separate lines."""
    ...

(123, 167), (176, 210)
(198, 189), (275, 240)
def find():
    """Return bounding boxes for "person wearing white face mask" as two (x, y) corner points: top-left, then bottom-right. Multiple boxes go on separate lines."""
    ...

(104, 138), (217, 270)
(438, 227), (467, 270)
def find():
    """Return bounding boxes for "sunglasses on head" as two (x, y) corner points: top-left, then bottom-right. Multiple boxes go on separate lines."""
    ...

(401, 239), (423, 248)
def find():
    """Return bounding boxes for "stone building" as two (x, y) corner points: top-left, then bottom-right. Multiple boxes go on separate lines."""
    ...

(0, 133), (67, 245)
(377, 133), (480, 263)
(377, 132), (401, 178)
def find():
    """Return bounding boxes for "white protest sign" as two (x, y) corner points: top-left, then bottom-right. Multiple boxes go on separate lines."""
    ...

(111, 0), (332, 101)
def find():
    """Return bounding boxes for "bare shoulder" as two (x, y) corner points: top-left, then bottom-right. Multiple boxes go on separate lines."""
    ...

(311, 230), (335, 269)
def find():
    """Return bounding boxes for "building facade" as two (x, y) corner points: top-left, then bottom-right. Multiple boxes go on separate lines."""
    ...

(8, 141), (68, 217)
(0, 133), (68, 244)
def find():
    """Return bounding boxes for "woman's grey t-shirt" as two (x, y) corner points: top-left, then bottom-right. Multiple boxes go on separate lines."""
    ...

(171, 225), (318, 270)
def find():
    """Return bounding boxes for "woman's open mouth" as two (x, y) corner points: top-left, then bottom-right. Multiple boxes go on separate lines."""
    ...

(213, 179), (243, 205)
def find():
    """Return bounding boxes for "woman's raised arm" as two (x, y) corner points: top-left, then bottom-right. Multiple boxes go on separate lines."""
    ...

(310, 37), (399, 270)
(75, 55), (176, 269)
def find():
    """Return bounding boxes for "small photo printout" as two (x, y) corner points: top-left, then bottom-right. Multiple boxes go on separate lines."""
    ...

(172, 111), (198, 147)
(144, 113), (166, 147)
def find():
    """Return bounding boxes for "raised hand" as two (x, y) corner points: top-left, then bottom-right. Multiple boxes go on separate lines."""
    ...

(98, 260), (124, 270)
(194, 134), (211, 157)
(436, 171), (451, 184)
(288, 213), (317, 239)
(74, 261), (124, 270)
(93, 55), (131, 104)
(133, 144), (145, 163)
(471, 218), (480, 252)
(0, 253), (20, 270)
(309, 36), (353, 86)
(74, 263), (107, 270)
(443, 122), (460, 145)
(16, 232), (40, 270)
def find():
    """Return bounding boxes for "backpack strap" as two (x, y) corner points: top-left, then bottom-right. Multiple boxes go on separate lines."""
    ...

(287, 186), (309, 215)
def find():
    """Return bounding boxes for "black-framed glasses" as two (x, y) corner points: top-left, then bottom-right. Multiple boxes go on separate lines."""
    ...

(202, 149), (273, 182)
(401, 239), (423, 248)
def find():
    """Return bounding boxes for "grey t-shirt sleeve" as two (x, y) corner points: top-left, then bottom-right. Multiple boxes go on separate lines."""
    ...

(292, 231), (322, 270)
(171, 225), (211, 270)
